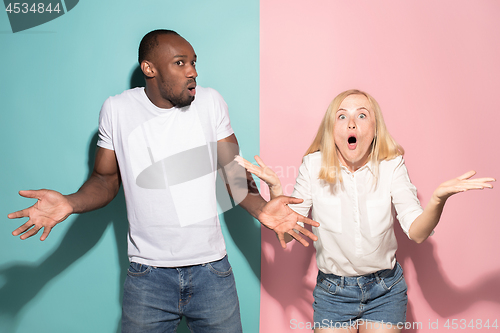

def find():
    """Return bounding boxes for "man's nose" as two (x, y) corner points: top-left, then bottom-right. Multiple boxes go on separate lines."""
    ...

(187, 65), (197, 78)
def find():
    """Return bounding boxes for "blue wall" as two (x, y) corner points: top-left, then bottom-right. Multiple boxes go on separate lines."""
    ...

(0, 1), (260, 332)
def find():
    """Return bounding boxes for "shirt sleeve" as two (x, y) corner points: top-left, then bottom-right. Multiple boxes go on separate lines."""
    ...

(390, 157), (425, 238)
(97, 97), (114, 151)
(289, 156), (314, 219)
(210, 89), (234, 141)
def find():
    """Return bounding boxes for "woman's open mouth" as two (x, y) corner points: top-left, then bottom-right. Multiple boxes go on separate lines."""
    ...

(348, 136), (357, 149)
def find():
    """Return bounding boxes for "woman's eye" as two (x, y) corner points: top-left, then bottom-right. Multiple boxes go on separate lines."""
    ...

(359, 113), (366, 119)
(338, 115), (346, 120)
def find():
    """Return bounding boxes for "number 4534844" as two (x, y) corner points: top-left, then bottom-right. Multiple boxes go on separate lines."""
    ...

(444, 319), (498, 330)
(5, 3), (61, 14)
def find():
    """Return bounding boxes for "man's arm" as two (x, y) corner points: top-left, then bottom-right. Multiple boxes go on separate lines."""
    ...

(217, 134), (319, 248)
(8, 147), (120, 241)
(235, 155), (297, 244)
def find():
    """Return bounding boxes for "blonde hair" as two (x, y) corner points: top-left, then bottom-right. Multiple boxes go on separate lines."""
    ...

(305, 89), (404, 184)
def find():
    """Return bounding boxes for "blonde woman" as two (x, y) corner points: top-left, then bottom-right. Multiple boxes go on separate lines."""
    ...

(236, 89), (495, 333)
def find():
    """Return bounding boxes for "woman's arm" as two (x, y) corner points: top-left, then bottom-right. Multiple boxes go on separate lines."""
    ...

(235, 155), (283, 199)
(409, 170), (495, 243)
(235, 155), (309, 244)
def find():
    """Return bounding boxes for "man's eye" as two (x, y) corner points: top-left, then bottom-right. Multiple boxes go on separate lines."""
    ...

(176, 60), (184, 66)
(192, 61), (196, 66)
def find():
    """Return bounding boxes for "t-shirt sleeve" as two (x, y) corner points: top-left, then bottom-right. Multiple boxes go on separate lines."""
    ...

(210, 89), (234, 141)
(390, 156), (426, 238)
(97, 97), (114, 151)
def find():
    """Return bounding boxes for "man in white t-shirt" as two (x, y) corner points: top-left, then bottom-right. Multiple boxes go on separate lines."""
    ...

(8, 29), (319, 332)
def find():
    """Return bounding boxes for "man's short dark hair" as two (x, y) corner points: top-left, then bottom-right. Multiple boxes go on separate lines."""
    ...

(138, 29), (179, 64)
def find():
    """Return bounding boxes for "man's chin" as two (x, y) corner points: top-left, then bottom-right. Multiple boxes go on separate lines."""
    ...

(176, 96), (195, 108)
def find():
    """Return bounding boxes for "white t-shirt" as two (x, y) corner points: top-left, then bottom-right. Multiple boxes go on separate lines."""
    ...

(290, 152), (425, 276)
(97, 86), (234, 267)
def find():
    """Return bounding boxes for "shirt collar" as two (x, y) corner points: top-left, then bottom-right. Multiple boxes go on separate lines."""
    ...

(340, 160), (374, 176)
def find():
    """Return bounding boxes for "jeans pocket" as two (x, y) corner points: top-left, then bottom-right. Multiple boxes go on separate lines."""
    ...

(127, 262), (152, 277)
(380, 263), (406, 291)
(316, 275), (339, 295)
(206, 256), (232, 277)
(381, 275), (404, 291)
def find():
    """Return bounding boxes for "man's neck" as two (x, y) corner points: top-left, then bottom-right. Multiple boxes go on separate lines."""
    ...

(144, 84), (174, 109)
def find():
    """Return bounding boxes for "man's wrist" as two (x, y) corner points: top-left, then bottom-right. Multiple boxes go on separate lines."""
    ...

(64, 194), (77, 215)
(253, 200), (267, 220)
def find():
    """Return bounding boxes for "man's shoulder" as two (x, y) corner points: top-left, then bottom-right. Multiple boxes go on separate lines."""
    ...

(108, 87), (144, 101)
(191, 86), (227, 114)
(194, 86), (222, 101)
(102, 87), (144, 108)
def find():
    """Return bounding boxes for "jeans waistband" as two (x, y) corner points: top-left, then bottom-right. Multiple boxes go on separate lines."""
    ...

(319, 263), (399, 287)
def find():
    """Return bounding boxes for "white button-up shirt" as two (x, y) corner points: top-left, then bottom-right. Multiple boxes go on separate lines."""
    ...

(290, 152), (424, 276)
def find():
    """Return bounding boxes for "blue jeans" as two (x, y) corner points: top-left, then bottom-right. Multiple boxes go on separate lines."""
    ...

(121, 255), (242, 333)
(313, 262), (408, 328)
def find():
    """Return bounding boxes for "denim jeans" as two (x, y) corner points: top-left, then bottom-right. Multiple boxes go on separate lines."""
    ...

(121, 255), (242, 333)
(313, 262), (408, 328)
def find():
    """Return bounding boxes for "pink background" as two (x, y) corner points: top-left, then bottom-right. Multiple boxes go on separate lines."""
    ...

(259, 1), (500, 332)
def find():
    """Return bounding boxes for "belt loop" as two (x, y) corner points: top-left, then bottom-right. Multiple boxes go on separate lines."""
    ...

(340, 276), (345, 288)
(374, 271), (381, 283)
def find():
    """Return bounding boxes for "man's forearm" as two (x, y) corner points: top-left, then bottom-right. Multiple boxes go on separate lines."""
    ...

(239, 175), (267, 219)
(225, 169), (267, 219)
(66, 171), (120, 214)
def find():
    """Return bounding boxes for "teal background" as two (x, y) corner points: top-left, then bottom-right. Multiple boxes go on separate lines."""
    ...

(4, 1), (65, 33)
(0, 1), (260, 332)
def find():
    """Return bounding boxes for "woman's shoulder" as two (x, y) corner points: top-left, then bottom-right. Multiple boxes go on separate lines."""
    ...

(379, 155), (405, 169)
(378, 155), (405, 173)
(303, 151), (322, 164)
(380, 154), (404, 165)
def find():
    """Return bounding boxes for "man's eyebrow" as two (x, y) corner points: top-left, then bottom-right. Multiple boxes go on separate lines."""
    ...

(173, 54), (197, 59)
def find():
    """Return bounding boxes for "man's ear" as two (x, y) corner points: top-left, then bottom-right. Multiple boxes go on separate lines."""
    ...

(141, 61), (155, 79)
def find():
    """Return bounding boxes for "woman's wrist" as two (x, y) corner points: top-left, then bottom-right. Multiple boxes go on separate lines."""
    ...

(269, 184), (283, 197)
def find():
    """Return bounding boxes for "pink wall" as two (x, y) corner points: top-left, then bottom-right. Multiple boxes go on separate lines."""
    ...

(260, 1), (500, 332)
